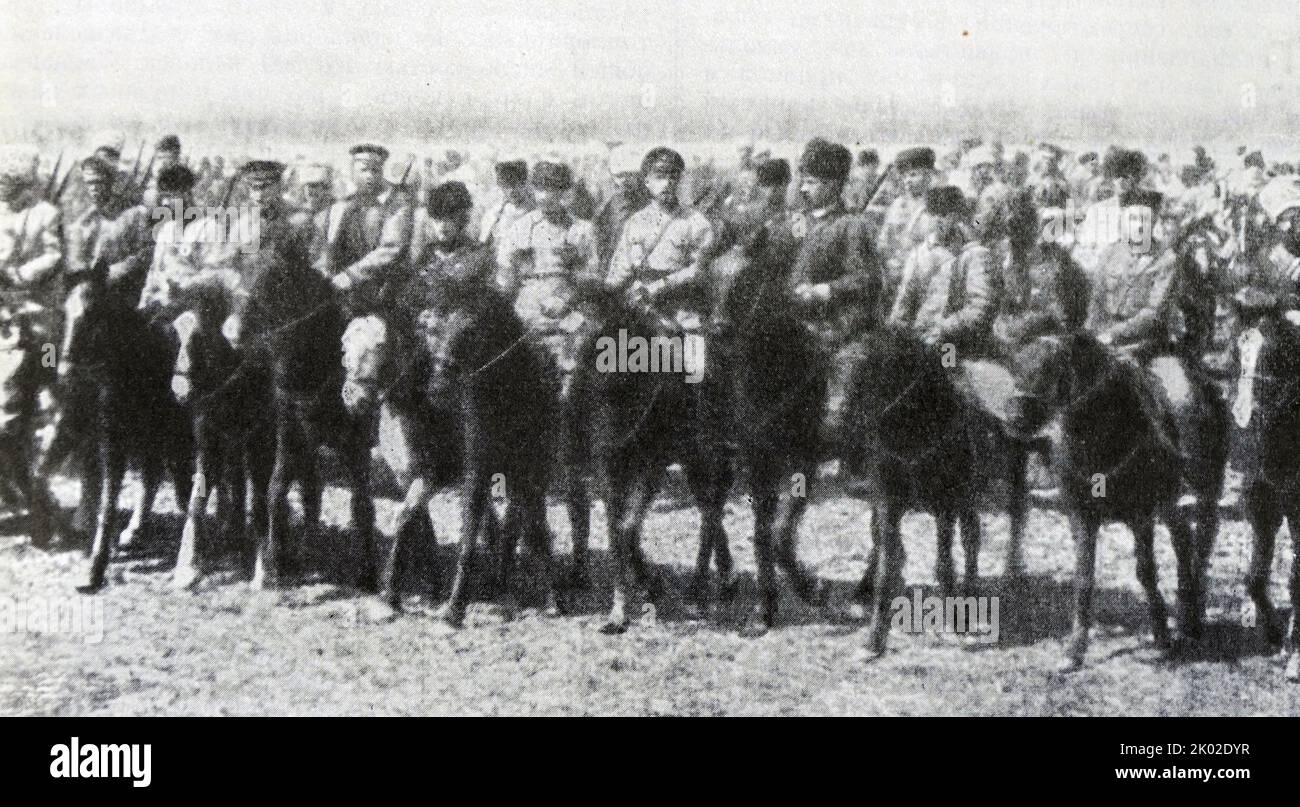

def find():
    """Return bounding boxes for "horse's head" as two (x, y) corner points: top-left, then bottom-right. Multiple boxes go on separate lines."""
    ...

(1229, 288), (1300, 428)
(340, 314), (391, 417)
(1011, 331), (1117, 429)
(711, 224), (783, 332)
(417, 304), (479, 400)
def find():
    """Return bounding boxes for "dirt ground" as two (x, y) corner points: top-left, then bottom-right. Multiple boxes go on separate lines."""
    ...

(1, 469), (1297, 716)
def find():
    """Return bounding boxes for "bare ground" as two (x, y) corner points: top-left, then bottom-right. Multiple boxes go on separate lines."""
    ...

(1, 472), (1297, 716)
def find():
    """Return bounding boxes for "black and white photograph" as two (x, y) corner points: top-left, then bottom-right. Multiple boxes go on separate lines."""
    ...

(0, 0), (1297, 754)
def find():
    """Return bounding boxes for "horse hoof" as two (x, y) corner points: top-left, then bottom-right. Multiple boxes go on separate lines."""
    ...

(855, 645), (887, 664)
(497, 595), (519, 623)
(360, 597), (399, 623)
(1056, 655), (1085, 674)
(739, 613), (771, 639)
(171, 567), (201, 591)
(598, 613), (629, 635)
(1285, 654), (1300, 683)
(438, 604), (466, 629)
(543, 594), (561, 619)
(76, 577), (106, 595)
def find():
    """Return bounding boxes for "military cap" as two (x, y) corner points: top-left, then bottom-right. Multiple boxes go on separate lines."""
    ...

(1102, 148), (1147, 180)
(755, 158), (791, 188)
(299, 162), (333, 186)
(1244, 150), (1266, 171)
(798, 138), (851, 182)
(155, 134), (181, 154)
(242, 159), (286, 185)
(349, 143), (390, 164)
(641, 147), (686, 177)
(1257, 176), (1300, 222)
(925, 185), (968, 217)
(894, 146), (936, 173)
(609, 144), (643, 176)
(1119, 188), (1163, 211)
(858, 149), (880, 166)
(495, 160), (528, 186)
(531, 161), (573, 191)
(0, 146), (39, 184)
(80, 155), (117, 180)
(156, 164), (196, 193)
(427, 181), (474, 218)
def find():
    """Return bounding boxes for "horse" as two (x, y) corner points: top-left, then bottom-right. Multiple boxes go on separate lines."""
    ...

(842, 325), (1021, 656)
(1013, 332), (1228, 671)
(375, 277), (558, 627)
(569, 283), (733, 634)
(49, 259), (193, 592)
(1229, 288), (1300, 682)
(0, 303), (60, 547)
(173, 240), (375, 592)
(709, 227), (831, 635)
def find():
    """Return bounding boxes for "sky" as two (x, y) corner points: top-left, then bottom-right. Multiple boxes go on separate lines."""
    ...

(2, 0), (1298, 142)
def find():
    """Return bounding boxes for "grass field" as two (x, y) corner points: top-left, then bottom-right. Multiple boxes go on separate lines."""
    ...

(1, 467), (1297, 716)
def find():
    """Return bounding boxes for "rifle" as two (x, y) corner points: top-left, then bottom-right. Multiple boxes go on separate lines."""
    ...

(864, 163), (895, 209)
(125, 141), (146, 190)
(43, 151), (64, 200)
(50, 164), (76, 206)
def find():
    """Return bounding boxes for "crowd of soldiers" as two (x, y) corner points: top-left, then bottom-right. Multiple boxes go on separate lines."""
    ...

(4, 128), (1300, 526)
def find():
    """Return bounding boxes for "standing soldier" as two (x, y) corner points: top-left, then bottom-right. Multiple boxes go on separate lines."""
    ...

(478, 160), (534, 268)
(878, 147), (936, 301)
(0, 146), (63, 546)
(498, 161), (599, 385)
(320, 143), (413, 315)
(594, 144), (650, 274)
(786, 138), (883, 448)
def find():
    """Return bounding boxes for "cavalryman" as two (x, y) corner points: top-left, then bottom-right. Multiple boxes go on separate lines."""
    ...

(594, 144), (650, 274)
(138, 164), (209, 319)
(498, 161), (599, 383)
(878, 147), (936, 299)
(407, 181), (495, 299)
(889, 185), (994, 355)
(606, 147), (716, 326)
(715, 157), (791, 255)
(478, 160), (534, 268)
(787, 138), (883, 444)
(0, 145), (62, 546)
(66, 156), (154, 304)
(1028, 143), (1071, 210)
(142, 135), (183, 207)
(320, 143), (413, 314)
(965, 144), (1013, 249)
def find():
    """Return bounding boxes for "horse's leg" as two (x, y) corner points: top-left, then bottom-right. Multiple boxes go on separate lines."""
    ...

(1133, 514), (1172, 655)
(522, 474), (560, 617)
(959, 505), (981, 596)
(175, 410), (218, 590)
(775, 458), (826, 606)
(863, 500), (904, 657)
(855, 507), (882, 605)
(253, 411), (294, 591)
(626, 464), (663, 595)
(118, 456), (160, 553)
(1284, 500), (1300, 682)
(343, 424), (378, 594)
(292, 442), (322, 580)
(378, 475), (429, 610)
(562, 400), (591, 589)
(1165, 503), (1202, 651)
(599, 462), (653, 635)
(442, 471), (490, 628)
(683, 456), (726, 610)
(1061, 510), (1101, 671)
(78, 438), (123, 593)
(1004, 437), (1029, 577)
(1244, 481), (1282, 648)
(935, 509), (957, 597)
(741, 456), (780, 637)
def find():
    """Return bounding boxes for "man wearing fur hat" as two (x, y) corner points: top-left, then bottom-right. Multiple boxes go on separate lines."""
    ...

(788, 137), (884, 447)
(0, 145), (64, 546)
(319, 143), (414, 315)
(878, 147), (937, 300)
(407, 181), (496, 296)
(1072, 147), (1148, 273)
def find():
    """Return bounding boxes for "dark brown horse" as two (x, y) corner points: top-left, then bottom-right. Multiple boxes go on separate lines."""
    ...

(1014, 332), (1227, 671)
(1230, 288), (1300, 682)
